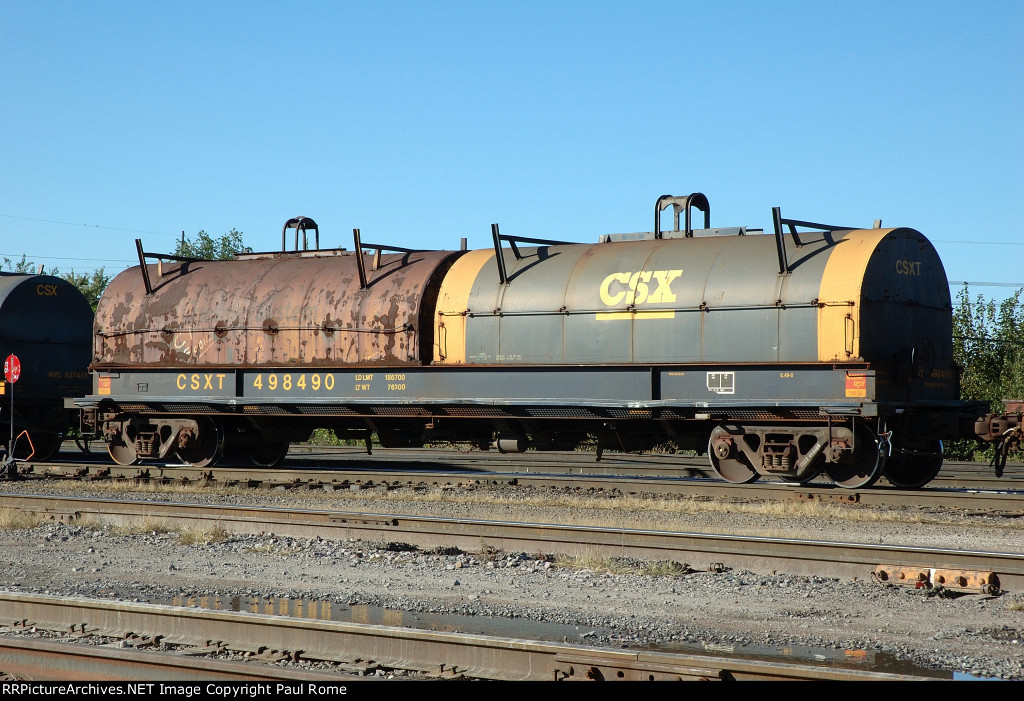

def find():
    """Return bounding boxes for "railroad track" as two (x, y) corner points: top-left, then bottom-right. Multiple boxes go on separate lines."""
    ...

(2, 492), (1022, 592)
(0, 592), (937, 681)
(0, 635), (362, 682)
(28, 443), (1024, 483)
(19, 453), (1024, 514)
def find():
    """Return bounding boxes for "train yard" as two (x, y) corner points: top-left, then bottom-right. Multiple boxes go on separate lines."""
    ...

(0, 448), (1022, 680)
(2, 196), (1023, 681)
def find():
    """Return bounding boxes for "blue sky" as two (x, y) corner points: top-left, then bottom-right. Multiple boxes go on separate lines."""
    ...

(2, 1), (1021, 300)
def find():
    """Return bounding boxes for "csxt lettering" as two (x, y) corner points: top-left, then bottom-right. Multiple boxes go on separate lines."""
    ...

(177, 373), (227, 390)
(895, 260), (921, 276)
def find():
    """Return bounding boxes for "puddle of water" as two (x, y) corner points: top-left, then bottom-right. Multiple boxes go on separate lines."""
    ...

(151, 594), (614, 644)
(150, 594), (991, 680)
(954, 672), (1002, 681)
(650, 639), (951, 679)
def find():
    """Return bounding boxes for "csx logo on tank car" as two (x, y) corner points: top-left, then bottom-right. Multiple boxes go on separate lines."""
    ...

(597, 269), (683, 320)
(598, 269), (683, 305)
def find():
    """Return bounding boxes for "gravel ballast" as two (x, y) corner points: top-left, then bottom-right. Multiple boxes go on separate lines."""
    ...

(0, 479), (1022, 680)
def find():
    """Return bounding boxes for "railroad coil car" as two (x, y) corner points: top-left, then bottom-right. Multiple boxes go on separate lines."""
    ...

(0, 272), (92, 463)
(77, 197), (1010, 488)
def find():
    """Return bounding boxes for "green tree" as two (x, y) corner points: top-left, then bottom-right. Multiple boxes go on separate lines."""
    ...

(1, 255), (35, 273)
(950, 285), (1024, 460)
(62, 268), (112, 311)
(953, 286), (1024, 409)
(174, 229), (250, 260)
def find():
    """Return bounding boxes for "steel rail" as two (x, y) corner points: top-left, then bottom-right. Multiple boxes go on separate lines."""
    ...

(0, 593), (935, 681)
(277, 445), (1024, 485)
(0, 636), (362, 682)
(3, 493), (1024, 591)
(24, 460), (1024, 513)
(32, 442), (1024, 481)
(24, 464), (1024, 513)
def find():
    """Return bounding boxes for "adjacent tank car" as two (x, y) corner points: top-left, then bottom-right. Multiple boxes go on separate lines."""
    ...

(0, 272), (92, 461)
(78, 197), (994, 488)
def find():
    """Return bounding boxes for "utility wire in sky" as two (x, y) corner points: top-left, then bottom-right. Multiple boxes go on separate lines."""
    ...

(0, 252), (135, 265)
(934, 240), (1024, 247)
(3, 213), (1023, 285)
(0, 213), (179, 238)
(3, 213), (1024, 247)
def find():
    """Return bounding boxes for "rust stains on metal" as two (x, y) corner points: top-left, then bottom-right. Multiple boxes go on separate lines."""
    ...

(873, 565), (999, 594)
(94, 250), (462, 369)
